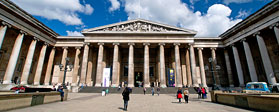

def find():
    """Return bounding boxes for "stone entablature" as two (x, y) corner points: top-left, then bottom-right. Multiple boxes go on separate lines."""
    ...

(0, 0), (58, 45)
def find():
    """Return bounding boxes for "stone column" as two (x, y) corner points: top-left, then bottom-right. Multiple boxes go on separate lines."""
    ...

(58, 47), (68, 83)
(232, 45), (245, 86)
(72, 47), (81, 86)
(224, 49), (234, 87)
(80, 43), (90, 85)
(211, 48), (220, 86)
(20, 38), (38, 85)
(34, 43), (48, 85)
(95, 43), (104, 87)
(256, 34), (277, 85)
(189, 44), (198, 87)
(242, 39), (258, 82)
(111, 43), (120, 87)
(174, 43), (182, 87)
(159, 43), (167, 88)
(44, 47), (56, 85)
(144, 43), (150, 87)
(272, 26), (279, 44)
(185, 48), (192, 87)
(86, 48), (93, 86)
(198, 48), (207, 87)
(0, 22), (11, 49)
(3, 31), (26, 84)
(128, 43), (135, 87)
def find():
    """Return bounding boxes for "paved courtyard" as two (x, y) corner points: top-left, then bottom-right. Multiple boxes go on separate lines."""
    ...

(8, 93), (253, 112)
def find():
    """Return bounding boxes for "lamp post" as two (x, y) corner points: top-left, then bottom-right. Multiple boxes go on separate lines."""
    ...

(59, 57), (73, 89)
(208, 57), (218, 90)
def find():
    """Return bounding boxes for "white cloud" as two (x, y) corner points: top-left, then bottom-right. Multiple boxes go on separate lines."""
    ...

(236, 9), (250, 19)
(109, 0), (121, 12)
(11, 0), (94, 25)
(66, 31), (83, 36)
(123, 0), (242, 37)
(223, 0), (252, 5)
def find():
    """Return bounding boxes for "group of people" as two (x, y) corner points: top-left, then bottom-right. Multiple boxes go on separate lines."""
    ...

(197, 87), (207, 99)
(143, 87), (160, 96)
(176, 88), (189, 103)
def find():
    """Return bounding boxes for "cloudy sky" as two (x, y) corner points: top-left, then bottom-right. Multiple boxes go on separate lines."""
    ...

(11, 0), (271, 37)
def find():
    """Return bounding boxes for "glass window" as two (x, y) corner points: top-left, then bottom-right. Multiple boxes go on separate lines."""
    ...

(124, 66), (128, 76)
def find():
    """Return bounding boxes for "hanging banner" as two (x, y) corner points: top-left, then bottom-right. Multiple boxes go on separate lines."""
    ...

(168, 68), (175, 87)
(102, 68), (111, 87)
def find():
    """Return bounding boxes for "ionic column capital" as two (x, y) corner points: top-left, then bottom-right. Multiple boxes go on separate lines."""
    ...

(210, 47), (216, 50)
(83, 42), (90, 46)
(158, 43), (165, 46)
(33, 37), (40, 41)
(253, 32), (260, 37)
(62, 46), (68, 49)
(143, 43), (150, 46)
(98, 42), (104, 46)
(240, 38), (246, 42)
(128, 42), (135, 46)
(188, 43), (194, 46)
(44, 42), (49, 46)
(269, 23), (279, 29)
(20, 30), (27, 35)
(75, 46), (81, 49)
(173, 43), (180, 46)
(1, 21), (11, 28)
(113, 42), (120, 45)
(197, 47), (203, 50)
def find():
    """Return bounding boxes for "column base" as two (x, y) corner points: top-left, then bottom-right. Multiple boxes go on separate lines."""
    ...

(202, 84), (208, 87)
(3, 80), (12, 84)
(128, 84), (134, 88)
(160, 84), (167, 88)
(44, 83), (50, 86)
(71, 86), (79, 93)
(144, 84), (150, 87)
(20, 81), (28, 85)
(187, 84), (192, 87)
(71, 83), (78, 86)
(0, 84), (15, 90)
(176, 84), (183, 87)
(111, 84), (119, 87)
(95, 83), (101, 87)
(192, 84), (199, 87)
(33, 82), (40, 85)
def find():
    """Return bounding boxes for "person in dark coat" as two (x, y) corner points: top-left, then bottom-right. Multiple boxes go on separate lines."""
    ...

(122, 87), (131, 111)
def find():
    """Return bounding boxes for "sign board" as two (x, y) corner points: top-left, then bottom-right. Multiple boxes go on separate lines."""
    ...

(102, 68), (111, 87)
(168, 68), (175, 87)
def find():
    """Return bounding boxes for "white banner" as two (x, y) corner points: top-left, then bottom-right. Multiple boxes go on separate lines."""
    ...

(102, 68), (111, 87)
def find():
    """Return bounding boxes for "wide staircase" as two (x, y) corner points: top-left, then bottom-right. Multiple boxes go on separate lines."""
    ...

(79, 87), (198, 94)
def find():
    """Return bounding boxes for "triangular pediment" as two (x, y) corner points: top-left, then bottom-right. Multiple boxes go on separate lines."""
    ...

(82, 19), (197, 35)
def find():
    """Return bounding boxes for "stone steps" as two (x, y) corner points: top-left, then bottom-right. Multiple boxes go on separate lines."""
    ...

(79, 87), (198, 94)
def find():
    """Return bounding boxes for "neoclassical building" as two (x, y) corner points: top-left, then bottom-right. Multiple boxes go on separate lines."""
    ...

(0, 0), (278, 89)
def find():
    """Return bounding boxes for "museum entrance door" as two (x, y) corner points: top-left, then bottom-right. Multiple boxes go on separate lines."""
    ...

(135, 72), (143, 87)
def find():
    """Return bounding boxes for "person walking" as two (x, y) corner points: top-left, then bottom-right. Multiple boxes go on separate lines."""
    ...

(157, 87), (160, 96)
(122, 87), (131, 111)
(151, 87), (155, 96)
(184, 88), (189, 103)
(143, 87), (146, 95)
(202, 87), (207, 99)
(177, 88), (183, 103)
(197, 87), (202, 99)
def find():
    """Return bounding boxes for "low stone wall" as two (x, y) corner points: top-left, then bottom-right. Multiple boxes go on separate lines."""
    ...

(211, 91), (279, 112)
(0, 92), (65, 111)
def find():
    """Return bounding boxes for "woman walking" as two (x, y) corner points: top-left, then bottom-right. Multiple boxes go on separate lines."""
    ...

(177, 88), (183, 103)
(122, 87), (131, 111)
(184, 88), (189, 103)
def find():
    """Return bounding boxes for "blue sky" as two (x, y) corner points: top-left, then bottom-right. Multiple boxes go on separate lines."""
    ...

(11, 0), (271, 37)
